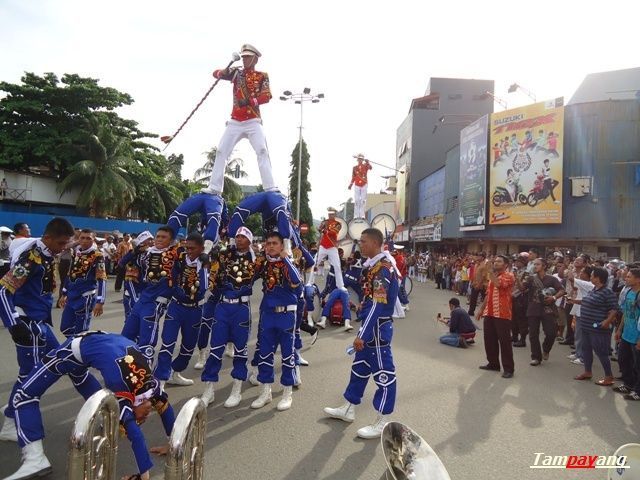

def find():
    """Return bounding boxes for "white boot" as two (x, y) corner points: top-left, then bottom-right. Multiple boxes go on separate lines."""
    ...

(307, 313), (315, 327)
(344, 319), (353, 332)
(167, 371), (194, 386)
(277, 386), (293, 411)
(357, 413), (388, 439)
(194, 349), (208, 370)
(251, 384), (272, 409)
(316, 316), (327, 329)
(294, 366), (302, 387)
(323, 402), (355, 423)
(201, 382), (215, 407)
(248, 366), (260, 386)
(224, 343), (235, 358)
(224, 379), (243, 408)
(297, 349), (309, 366)
(0, 413), (17, 442)
(5, 440), (52, 480)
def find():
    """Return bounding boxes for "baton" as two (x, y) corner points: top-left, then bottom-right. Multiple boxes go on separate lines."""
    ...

(161, 52), (241, 150)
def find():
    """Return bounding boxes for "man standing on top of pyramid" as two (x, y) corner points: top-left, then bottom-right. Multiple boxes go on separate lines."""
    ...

(202, 43), (278, 195)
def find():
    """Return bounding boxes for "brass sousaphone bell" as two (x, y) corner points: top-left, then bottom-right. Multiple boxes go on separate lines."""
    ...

(381, 422), (451, 480)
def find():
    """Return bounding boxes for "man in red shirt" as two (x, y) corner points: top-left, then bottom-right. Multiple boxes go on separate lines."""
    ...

(348, 154), (372, 219)
(308, 208), (345, 290)
(476, 255), (516, 378)
(202, 44), (277, 195)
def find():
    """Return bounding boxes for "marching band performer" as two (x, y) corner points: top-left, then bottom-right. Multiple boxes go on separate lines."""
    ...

(5, 332), (174, 480)
(0, 218), (80, 446)
(292, 243), (318, 377)
(120, 231), (153, 319)
(58, 228), (107, 337)
(201, 44), (278, 196)
(200, 227), (258, 408)
(307, 208), (346, 290)
(324, 228), (399, 439)
(317, 287), (353, 331)
(121, 226), (179, 362)
(155, 232), (208, 388)
(251, 231), (303, 411)
(348, 154), (372, 219)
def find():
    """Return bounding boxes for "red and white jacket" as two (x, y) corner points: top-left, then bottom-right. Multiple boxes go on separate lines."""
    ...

(213, 67), (271, 122)
(350, 162), (372, 188)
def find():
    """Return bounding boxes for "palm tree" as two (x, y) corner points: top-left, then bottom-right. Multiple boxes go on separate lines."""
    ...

(58, 116), (135, 217)
(195, 147), (248, 203)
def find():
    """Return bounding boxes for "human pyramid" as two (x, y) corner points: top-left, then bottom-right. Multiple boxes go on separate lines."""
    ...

(0, 44), (401, 480)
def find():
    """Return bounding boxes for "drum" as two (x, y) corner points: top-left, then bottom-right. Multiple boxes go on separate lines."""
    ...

(608, 443), (640, 480)
(347, 218), (371, 240)
(371, 213), (397, 238)
(335, 217), (348, 241)
(381, 422), (451, 480)
(337, 238), (355, 258)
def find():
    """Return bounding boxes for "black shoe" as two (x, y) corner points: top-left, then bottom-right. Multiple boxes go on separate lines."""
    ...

(502, 372), (514, 379)
(513, 341), (526, 347)
(466, 339), (475, 344)
(479, 364), (501, 371)
(558, 340), (572, 345)
(458, 337), (469, 349)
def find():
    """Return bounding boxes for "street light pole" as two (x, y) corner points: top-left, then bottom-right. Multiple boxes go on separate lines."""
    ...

(280, 89), (324, 223)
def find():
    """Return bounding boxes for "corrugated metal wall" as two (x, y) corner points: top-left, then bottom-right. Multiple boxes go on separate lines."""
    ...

(439, 100), (640, 241)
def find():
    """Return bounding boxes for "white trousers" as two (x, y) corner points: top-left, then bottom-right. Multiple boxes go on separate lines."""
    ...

(207, 119), (276, 193)
(353, 185), (367, 219)
(309, 245), (344, 289)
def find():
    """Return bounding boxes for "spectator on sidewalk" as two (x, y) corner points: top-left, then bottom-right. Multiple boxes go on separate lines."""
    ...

(613, 268), (640, 396)
(566, 266), (594, 365)
(511, 255), (530, 347)
(468, 252), (488, 316)
(439, 297), (477, 348)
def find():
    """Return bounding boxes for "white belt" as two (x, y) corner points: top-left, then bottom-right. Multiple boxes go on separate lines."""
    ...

(82, 290), (97, 297)
(15, 306), (26, 317)
(272, 305), (297, 313)
(222, 296), (250, 304)
(156, 296), (169, 305)
(70, 337), (83, 363)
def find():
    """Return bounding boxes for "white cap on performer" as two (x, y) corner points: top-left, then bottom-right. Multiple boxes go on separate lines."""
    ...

(240, 44), (261, 57)
(327, 207), (337, 216)
(134, 230), (153, 247)
(236, 226), (254, 243)
(393, 244), (405, 250)
(0, 226), (13, 234)
(353, 153), (366, 160)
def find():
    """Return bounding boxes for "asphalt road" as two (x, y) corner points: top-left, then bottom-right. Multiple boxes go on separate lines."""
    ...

(1, 277), (639, 480)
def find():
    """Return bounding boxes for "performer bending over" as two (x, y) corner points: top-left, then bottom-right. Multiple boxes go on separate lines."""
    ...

(324, 228), (399, 439)
(202, 43), (277, 195)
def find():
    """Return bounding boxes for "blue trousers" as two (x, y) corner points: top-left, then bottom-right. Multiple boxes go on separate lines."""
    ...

(11, 338), (101, 446)
(344, 276), (363, 302)
(228, 191), (291, 239)
(155, 302), (203, 380)
(256, 311), (297, 386)
(398, 277), (410, 305)
(197, 299), (216, 350)
(121, 298), (168, 362)
(4, 319), (61, 420)
(202, 302), (251, 382)
(60, 293), (96, 337)
(321, 292), (351, 320)
(344, 318), (396, 415)
(167, 192), (224, 243)
(439, 333), (462, 347)
(294, 298), (304, 353)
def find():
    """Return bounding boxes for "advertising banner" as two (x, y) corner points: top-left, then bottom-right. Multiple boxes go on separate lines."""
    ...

(489, 99), (564, 224)
(459, 115), (489, 231)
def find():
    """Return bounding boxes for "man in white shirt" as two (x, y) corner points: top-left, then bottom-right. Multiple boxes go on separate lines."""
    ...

(566, 266), (594, 365)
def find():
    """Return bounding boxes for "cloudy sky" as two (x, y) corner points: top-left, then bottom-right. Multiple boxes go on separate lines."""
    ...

(1, 0), (638, 219)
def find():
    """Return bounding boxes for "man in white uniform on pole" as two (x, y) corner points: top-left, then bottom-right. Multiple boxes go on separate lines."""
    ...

(202, 44), (278, 195)
(348, 154), (372, 219)
(308, 208), (345, 291)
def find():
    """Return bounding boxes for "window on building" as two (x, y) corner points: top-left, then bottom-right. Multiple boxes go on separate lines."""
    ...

(418, 167), (445, 218)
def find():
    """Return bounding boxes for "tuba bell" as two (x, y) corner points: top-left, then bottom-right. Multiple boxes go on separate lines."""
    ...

(67, 388), (119, 480)
(381, 422), (451, 480)
(164, 397), (208, 480)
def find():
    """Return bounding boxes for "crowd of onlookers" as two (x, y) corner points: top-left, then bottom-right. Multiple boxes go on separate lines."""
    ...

(406, 247), (640, 398)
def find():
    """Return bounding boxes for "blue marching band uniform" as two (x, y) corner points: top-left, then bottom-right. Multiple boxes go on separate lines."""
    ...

(60, 244), (107, 337)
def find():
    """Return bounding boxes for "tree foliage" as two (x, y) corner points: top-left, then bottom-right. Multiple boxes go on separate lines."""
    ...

(289, 139), (316, 242)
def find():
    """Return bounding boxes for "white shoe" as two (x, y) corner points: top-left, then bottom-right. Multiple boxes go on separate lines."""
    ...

(323, 402), (355, 423)
(567, 353), (577, 360)
(224, 343), (235, 358)
(167, 371), (194, 386)
(344, 319), (353, 332)
(194, 349), (208, 370)
(4, 440), (52, 480)
(316, 316), (327, 329)
(277, 386), (293, 411)
(403, 305), (410, 312)
(160, 380), (166, 392)
(0, 414), (18, 442)
(251, 384), (272, 409)
(297, 350), (309, 366)
(224, 379), (243, 408)
(201, 382), (215, 407)
(357, 414), (388, 439)
(572, 358), (584, 365)
(307, 313), (315, 328)
(294, 366), (302, 387)
(201, 187), (221, 195)
(248, 366), (260, 386)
